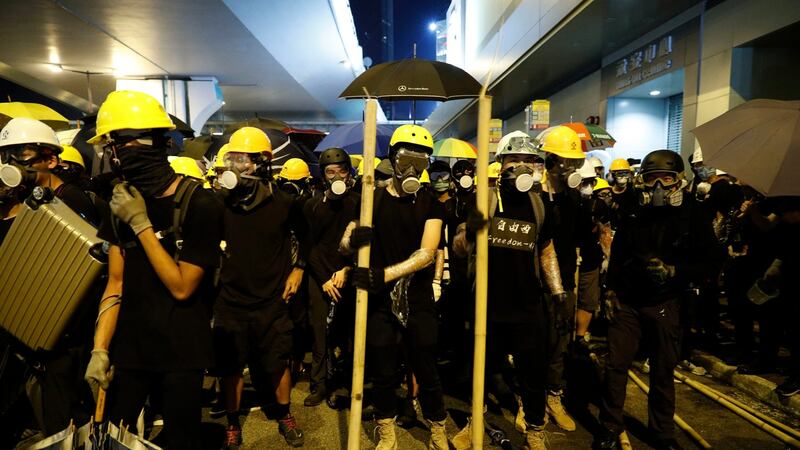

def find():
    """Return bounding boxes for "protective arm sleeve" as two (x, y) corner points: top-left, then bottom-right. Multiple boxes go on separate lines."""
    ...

(384, 248), (437, 283)
(434, 249), (445, 281)
(539, 240), (565, 295)
(339, 220), (358, 255)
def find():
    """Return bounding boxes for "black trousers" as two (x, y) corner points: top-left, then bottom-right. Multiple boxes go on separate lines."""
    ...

(307, 277), (355, 388)
(601, 297), (681, 440)
(545, 291), (576, 391)
(487, 313), (548, 426)
(367, 307), (446, 422)
(108, 368), (204, 450)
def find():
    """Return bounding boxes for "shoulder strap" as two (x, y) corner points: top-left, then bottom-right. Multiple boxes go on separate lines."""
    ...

(171, 177), (201, 261)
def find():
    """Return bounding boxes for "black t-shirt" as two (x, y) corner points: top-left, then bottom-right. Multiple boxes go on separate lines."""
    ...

(442, 193), (473, 286)
(542, 190), (580, 290)
(487, 190), (553, 323)
(607, 197), (716, 305)
(304, 192), (360, 285)
(707, 178), (744, 215)
(0, 216), (14, 244)
(611, 187), (638, 228)
(371, 187), (444, 312)
(218, 187), (307, 306)
(97, 183), (224, 370)
(55, 182), (100, 227)
(577, 198), (605, 272)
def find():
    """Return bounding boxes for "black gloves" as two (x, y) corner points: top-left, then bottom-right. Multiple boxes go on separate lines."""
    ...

(603, 290), (621, 322)
(465, 208), (488, 242)
(552, 292), (572, 335)
(349, 226), (373, 250)
(646, 258), (675, 285)
(352, 267), (386, 293)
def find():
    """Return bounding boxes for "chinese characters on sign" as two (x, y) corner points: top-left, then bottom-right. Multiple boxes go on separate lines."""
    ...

(614, 35), (674, 91)
(489, 217), (536, 252)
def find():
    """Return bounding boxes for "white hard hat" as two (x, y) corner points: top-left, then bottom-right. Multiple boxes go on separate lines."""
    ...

(577, 160), (597, 179)
(692, 147), (703, 163)
(495, 131), (531, 155)
(588, 156), (603, 169)
(495, 130), (541, 162)
(0, 117), (62, 152)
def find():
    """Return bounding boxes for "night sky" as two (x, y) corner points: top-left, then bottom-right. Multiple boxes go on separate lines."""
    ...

(350, 0), (451, 121)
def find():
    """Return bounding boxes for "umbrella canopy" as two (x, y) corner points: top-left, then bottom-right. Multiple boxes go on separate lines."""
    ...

(339, 58), (481, 101)
(693, 99), (800, 197)
(314, 122), (395, 157)
(284, 127), (326, 155)
(0, 102), (70, 130)
(433, 138), (477, 159)
(562, 122), (615, 151)
(223, 117), (289, 134)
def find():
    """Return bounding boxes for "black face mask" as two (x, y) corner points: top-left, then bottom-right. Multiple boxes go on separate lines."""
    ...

(52, 164), (84, 185)
(111, 143), (176, 198)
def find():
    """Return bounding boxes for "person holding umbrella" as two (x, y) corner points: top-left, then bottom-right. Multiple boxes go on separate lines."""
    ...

(302, 147), (360, 407)
(596, 150), (716, 450)
(83, 91), (224, 449)
(341, 124), (449, 450)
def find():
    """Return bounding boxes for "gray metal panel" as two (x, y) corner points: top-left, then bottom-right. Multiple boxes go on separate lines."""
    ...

(0, 197), (106, 351)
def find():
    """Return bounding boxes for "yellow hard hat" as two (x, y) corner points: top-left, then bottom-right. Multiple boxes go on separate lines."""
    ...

(593, 178), (611, 192)
(538, 125), (584, 160)
(170, 156), (204, 180)
(389, 124), (433, 152)
(358, 157), (382, 176)
(213, 144), (230, 169)
(609, 158), (631, 172)
(87, 90), (175, 144)
(227, 127), (272, 155)
(420, 169), (430, 184)
(60, 144), (85, 168)
(488, 161), (501, 179)
(278, 158), (311, 180)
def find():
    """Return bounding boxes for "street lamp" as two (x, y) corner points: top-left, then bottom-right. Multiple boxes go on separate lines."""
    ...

(428, 22), (437, 32)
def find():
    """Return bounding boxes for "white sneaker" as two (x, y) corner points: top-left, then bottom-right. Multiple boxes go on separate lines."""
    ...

(679, 359), (708, 376)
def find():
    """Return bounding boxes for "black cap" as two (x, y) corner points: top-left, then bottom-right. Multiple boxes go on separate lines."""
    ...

(641, 149), (684, 174)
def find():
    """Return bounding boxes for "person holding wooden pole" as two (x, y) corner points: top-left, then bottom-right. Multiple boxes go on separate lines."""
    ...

(341, 124), (448, 450)
(451, 132), (566, 450)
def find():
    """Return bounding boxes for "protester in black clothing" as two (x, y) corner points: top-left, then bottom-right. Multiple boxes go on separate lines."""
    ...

(608, 158), (637, 228)
(539, 125), (586, 432)
(452, 131), (566, 450)
(212, 127), (307, 448)
(84, 91), (223, 450)
(302, 148), (359, 407)
(596, 150), (716, 450)
(343, 124), (449, 450)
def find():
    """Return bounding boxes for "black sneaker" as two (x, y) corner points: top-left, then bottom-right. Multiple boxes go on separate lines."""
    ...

(593, 429), (618, 450)
(278, 413), (304, 447)
(224, 425), (242, 450)
(304, 385), (327, 407)
(396, 397), (418, 428)
(776, 377), (800, 397)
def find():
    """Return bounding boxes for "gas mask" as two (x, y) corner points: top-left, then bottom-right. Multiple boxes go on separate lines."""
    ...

(595, 190), (613, 207)
(105, 132), (176, 198)
(430, 172), (451, 193)
(452, 161), (476, 193)
(638, 173), (683, 207)
(578, 181), (595, 198)
(500, 164), (539, 193)
(392, 148), (429, 195)
(694, 166), (715, 182)
(218, 152), (271, 191)
(612, 171), (631, 187)
(457, 174), (474, 190)
(545, 154), (584, 189)
(326, 174), (352, 198)
(695, 181), (711, 200)
(0, 147), (47, 190)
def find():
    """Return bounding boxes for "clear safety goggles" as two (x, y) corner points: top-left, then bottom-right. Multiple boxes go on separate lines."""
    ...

(223, 152), (262, 172)
(429, 171), (451, 182)
(640, 171), (680, 188)
(595, 189), (613, 199)
(394, 148), (430, 173)
(612, 170), (632, 179)
(505, 136), (541, 154)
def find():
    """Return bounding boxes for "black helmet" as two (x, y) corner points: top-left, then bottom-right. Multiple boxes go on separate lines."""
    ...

(319, 147), (350, 169)
(452, 159), (475, 176)
(640, 150), (684, 174)
(429, 160), (451, 174)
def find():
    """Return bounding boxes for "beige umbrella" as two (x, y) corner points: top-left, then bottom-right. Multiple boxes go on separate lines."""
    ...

(692, 99), (800, 196)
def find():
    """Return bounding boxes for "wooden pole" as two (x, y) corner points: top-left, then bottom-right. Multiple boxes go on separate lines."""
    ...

(347, 98), (378, 450)
(673, 370), (800, 446)
(471, 93), (492, 449)
(628, 370), (712, 449)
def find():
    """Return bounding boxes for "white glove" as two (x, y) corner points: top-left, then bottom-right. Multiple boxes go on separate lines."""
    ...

(432, 280), (442, 302)
(85, 349), (114, 390)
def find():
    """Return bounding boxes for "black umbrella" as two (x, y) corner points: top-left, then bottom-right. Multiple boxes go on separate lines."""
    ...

(339, 58), (481, 101)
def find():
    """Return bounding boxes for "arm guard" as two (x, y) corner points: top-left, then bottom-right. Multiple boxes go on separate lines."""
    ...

(385, 248), (436, 283)
(539, 242), (565, 295)
(339, 220), (357, 255)
(434, 249), (445, 281)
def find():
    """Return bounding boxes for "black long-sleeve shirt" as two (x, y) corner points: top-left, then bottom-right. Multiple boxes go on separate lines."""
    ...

(607, 196), (716, 305)
(303, 192), (360, 285)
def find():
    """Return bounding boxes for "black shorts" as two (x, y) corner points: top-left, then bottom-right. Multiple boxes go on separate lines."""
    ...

(578, 268), (601, 312)
(211, 299), (294, 376)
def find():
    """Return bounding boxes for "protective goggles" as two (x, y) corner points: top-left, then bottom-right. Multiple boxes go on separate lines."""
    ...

(640, 171), (680, 188)
(429, 171), (451, 182)
(0, 145), (45, 165)
(505, 136), (541, 155)
(612, 170), (632, 179)
(595, 190), (612, 199)
(394, 148), (430, 173)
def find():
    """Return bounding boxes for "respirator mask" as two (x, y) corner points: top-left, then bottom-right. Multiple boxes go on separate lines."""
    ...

(638, 172), (683, 207)
(546, 154), (584, 189)
(393, 148), (429, 194)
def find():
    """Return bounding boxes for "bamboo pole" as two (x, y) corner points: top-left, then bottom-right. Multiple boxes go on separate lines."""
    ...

(471, 92), (492, 450)
(673, 370), (800, 446)
(347, 98), (378, 450)
(627, 370), (712, 449)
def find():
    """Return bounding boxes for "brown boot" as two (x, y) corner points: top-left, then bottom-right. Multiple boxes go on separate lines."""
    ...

(427, 418), (448, 450)
(375, 417), (398, 450)
(546, 391), (575, 431)
(451, 419), (471, 450)
(524, 423), (547, 450)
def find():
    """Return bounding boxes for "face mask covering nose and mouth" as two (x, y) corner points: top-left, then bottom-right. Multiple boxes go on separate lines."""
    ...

(393, 148), (429, 195)
(500, 164), (537, 193)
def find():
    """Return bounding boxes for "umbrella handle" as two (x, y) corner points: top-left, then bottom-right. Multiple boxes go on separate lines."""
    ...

(95, 387), (106, 424)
